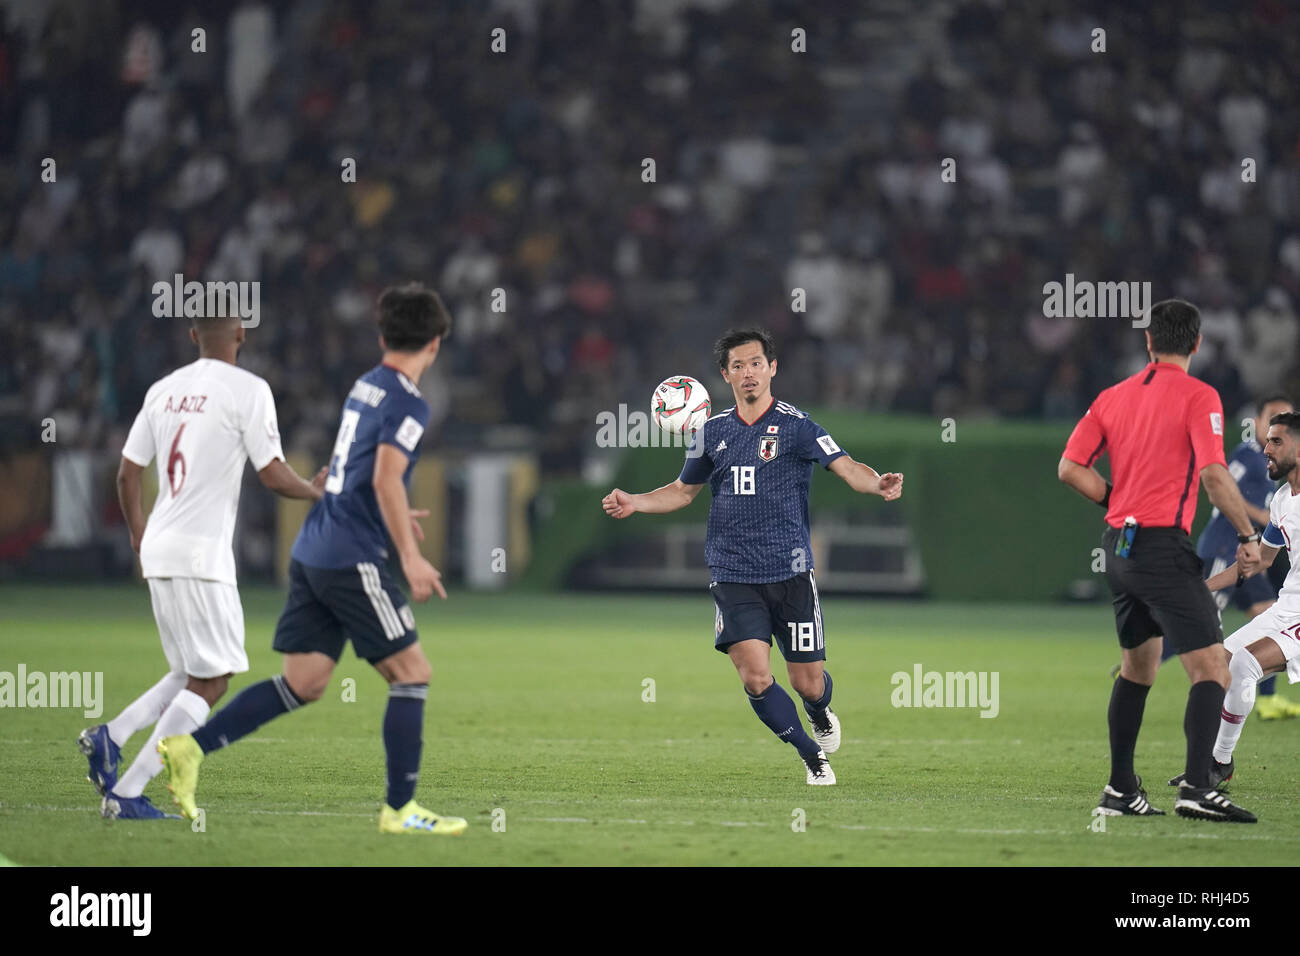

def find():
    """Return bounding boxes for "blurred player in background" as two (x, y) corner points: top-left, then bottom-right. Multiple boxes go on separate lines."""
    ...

(602, 328), (903, 785)
(160, 284), (467, 835)
(1192, 394), (1300, 719)
(1111, 394), (1300, 722)
(82, 313), (325, 820)
(1202, 411), (1300, 786)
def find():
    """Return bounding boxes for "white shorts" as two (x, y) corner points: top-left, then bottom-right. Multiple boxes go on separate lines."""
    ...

(147, 577), (248, 678)
(1223, 605), (1300, 684)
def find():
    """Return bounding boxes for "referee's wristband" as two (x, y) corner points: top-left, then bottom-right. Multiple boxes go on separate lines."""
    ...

(1098, 482), (1112, 509)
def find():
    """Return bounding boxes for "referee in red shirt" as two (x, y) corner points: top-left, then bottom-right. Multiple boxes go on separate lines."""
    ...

(1059, 299), (1259, 823)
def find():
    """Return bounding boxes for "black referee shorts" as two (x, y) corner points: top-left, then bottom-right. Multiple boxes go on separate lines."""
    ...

(1102, 525), (1222, 654)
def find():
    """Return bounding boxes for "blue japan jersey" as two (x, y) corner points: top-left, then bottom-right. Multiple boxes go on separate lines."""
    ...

(1196, 439), (1275, 561)
(679, 398), (846, 584)
(292, 364), (430, 569)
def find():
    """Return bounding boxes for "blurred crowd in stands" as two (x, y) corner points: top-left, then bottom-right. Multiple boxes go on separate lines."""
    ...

(3, 0), (1300, 475)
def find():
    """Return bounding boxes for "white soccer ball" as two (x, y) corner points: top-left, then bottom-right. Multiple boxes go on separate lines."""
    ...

(651, 375), (711, 436)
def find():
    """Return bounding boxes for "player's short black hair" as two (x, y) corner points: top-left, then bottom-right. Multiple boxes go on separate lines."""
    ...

(190, 286), (242, 326)
(190, 308), (241, 340)
(377, 283), (452, 352)
(1146, 299), (1200, 356)
(1257, 392), (1293, 414)
(190, 314), (240, 329)
(1268, 411), (1300, 435)
(714, 327), (776, 370)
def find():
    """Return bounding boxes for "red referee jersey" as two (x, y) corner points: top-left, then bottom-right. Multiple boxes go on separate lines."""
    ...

(1063, 361), (1227, 533)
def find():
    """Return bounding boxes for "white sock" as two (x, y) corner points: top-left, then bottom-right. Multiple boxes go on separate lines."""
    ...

(1213, 650), (1263, 764)
(105, 671), (188, 747)
(113, 689), (210, 798)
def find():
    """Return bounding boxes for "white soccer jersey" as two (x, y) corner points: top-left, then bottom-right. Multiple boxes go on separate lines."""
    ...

(122, 358), (284, 585)
(1263, 481), (1300, 612)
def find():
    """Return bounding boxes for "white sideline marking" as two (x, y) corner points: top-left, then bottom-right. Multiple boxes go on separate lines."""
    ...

(246, 808), (371, 818)
(3, 737), (1027, 747)
(3, 737), (370, 746)
(3, 803), (1294, 842)
(509, 818), (1289, 841)
(517, 739), (1021, 746)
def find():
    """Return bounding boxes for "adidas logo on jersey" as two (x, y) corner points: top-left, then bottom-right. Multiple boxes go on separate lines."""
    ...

(715, 440), (727, 453)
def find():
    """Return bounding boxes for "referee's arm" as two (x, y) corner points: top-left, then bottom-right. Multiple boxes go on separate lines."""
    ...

(1200, 462), (1261, 555)
(1058, 403), (1111, 506)
(1058, 455), (1259, 540)
(1057, 456), (1108, 506)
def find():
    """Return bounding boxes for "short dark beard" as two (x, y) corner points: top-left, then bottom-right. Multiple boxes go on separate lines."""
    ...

(1268, 457), (1295, 481)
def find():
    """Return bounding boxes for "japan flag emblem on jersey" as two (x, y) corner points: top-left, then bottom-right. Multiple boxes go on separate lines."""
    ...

(759, 435), (778, 461)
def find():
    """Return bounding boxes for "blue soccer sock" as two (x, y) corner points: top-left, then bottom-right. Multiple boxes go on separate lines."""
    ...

(383, 683), (427, 811)
(748, 679), (821, 758)
(192, 675), (306, 754)
(800, 670), (833, 717)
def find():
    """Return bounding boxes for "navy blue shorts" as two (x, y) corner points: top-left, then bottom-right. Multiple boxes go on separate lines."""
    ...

(272, 559), (418, 663)
(711, 571), (826, 663)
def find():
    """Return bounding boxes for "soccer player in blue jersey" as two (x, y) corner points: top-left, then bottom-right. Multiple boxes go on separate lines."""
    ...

(159, 284), (467, 834)
(1190, 393), (1300, 719)
(602, 328), (903, 784)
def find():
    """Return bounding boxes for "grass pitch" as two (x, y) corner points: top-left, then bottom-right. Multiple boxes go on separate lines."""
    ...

(1, 584), (1297, 866)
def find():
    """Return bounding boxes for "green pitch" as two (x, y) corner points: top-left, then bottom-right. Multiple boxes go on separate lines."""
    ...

(1, 584), (1297, 866)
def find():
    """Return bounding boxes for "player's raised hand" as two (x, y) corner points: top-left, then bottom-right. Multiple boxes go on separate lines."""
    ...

(878, 472), (904, 500)
(402, 553), (447, 602)
(602, 488), (636, 519)
(409, 508), (429, 542)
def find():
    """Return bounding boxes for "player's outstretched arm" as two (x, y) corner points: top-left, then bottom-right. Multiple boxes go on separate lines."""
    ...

(374, 443), (446, 602)
(603, 480), (703, 518)
(116, 457), (147, 553)
(257, 459), (327, 500)
(1207, 544), (1280, 591)
(828, 455), (903, 499)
